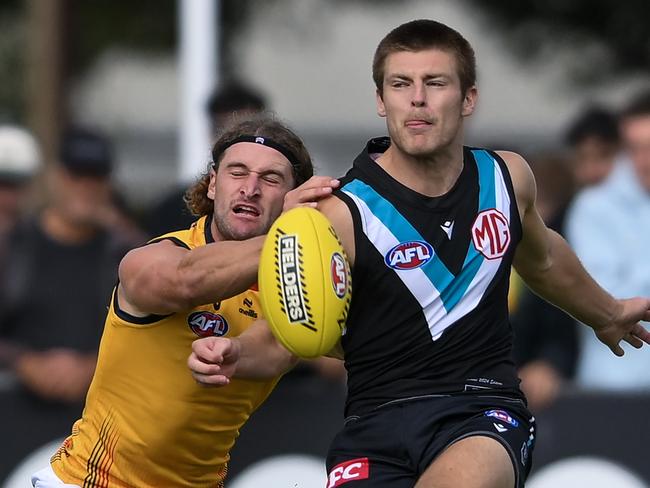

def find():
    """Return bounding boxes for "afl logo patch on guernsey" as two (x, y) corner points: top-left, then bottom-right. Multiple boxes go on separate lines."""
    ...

(385, 240), (433, 270)
(484, 409), (519, 427)
(278, 234), (308, 323)
(471, 209), (510, 259)
(188, 311), (229, 337)
(331, 252), (348, 298)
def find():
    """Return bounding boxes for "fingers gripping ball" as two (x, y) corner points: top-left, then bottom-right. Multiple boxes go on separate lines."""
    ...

(259, 207), (352, 358)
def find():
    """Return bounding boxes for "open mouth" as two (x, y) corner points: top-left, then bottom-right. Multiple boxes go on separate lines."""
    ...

(232, 204), (261, 217)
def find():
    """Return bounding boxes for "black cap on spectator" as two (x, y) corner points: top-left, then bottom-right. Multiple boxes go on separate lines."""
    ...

(59, 128), (113, 176)
(206, 82), (267, 120)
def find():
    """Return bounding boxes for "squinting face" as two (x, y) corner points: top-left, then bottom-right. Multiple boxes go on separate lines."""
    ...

(622, 115), (650, 193)
(377, 48), (476, 158)
(208, 142), (295, 241)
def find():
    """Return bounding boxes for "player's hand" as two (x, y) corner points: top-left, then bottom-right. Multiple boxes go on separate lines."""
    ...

(188, 336), (241, 386)
(283, 176), (339, 212)
(593, 297), (650, 356)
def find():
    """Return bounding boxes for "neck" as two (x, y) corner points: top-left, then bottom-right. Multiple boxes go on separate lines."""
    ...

(40, 208), (97, 245)
(376, 141), (465, 197)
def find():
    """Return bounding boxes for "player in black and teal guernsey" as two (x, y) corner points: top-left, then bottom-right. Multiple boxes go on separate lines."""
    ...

(189, 19), (650, 488)
(335, 138), (524, 414)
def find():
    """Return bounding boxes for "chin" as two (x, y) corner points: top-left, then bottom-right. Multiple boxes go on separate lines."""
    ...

(401, 141), (440, 158)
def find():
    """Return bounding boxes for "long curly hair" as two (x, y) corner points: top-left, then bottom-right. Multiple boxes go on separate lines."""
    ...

(184, 113), (313, 217)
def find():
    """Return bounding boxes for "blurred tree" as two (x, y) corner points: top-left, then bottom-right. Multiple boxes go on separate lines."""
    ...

(67, 0), (176, 75)
(0, 0), (26, 123)
(465, 0), (650, 83)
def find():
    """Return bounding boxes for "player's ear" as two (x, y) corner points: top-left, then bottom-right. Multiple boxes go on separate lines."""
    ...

(461, 86), (477, 117)
(207, 165), (217, 200)
(376, 89), (386, 118)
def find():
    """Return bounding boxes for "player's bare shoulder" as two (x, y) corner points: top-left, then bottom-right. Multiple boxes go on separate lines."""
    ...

(495, 150), (536, 216)
(318, 195), (356, 266)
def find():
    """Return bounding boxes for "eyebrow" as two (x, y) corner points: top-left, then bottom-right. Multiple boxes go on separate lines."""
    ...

(224, 161), (287, 179)
(388, 73), (451, 81)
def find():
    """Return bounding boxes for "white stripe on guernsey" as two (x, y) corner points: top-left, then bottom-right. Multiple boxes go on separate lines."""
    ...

(494, 160), (510, 220)
(343, 191), (444, 315)
(429, 251), (502, 339)
(343, 154), (510, 341)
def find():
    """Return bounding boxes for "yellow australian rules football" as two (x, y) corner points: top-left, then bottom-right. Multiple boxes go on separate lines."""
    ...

(258, 207), (352, 358)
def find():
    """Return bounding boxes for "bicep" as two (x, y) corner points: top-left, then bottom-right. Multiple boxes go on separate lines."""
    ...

(497, 151), (553, 278)
(118, 240), (189, 315)
(512, 203), (554, 278)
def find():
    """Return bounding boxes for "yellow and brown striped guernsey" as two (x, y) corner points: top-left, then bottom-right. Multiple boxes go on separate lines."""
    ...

(50, 216), (279, 487)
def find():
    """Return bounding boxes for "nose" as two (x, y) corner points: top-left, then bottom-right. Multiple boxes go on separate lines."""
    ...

(411, 82), (426, 108)
(240, 174), (261, 198)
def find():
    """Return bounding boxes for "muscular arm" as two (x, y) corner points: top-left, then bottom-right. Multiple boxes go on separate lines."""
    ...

(120, 176), (341, 316)
(118, 236), (264, 316)
(503, 151), (650, 355)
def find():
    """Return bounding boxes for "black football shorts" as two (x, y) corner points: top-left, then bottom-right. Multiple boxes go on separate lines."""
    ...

(326, 394), (535, 488)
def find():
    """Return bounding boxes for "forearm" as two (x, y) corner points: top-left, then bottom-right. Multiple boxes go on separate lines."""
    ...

(176, 237), (264, 306)
(233, 321), (297, 379)
(518, 231), (619, 330)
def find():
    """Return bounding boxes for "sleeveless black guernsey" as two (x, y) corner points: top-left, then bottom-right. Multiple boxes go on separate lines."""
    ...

(334, 138), (524, 416)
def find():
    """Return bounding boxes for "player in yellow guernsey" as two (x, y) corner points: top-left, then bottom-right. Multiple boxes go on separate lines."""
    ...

(31, 115), (339, 488)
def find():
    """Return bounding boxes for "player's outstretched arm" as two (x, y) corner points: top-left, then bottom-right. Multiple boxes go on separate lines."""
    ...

(502, 150), (650, 356)
(118, 177), (340, 317)
(189, 319), (297, 386)
(119, 236), (265, 316)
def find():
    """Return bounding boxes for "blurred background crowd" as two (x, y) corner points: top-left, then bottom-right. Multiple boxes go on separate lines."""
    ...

(0, 0), (649, 487)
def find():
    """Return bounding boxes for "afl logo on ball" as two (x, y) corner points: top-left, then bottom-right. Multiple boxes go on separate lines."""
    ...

(331, 252), (348, 298)
(385, 241), (433, 270)
(472, 209), (510, 259)
(188, 311), (229, 337)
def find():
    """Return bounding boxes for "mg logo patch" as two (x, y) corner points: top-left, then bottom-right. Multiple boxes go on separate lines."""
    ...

(188, 311), (228, 337)
(471, 209), (510, 259)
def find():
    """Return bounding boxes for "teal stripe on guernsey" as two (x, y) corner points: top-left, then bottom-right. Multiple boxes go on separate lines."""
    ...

(342, 149), (497, 313)
(342, 178), (455, 297)
(439, 150), (496, 307)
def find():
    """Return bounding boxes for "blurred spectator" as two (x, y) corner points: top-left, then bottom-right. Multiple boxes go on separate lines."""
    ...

(511, 154), (579, 411)
(0, 127), (141, 481)
(0, 125), (42, 259)
(566, 105), (620, 188)
(205, 81), (267, 134)
(566, 89), (650, 390)
(143, 80), (267, 237)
